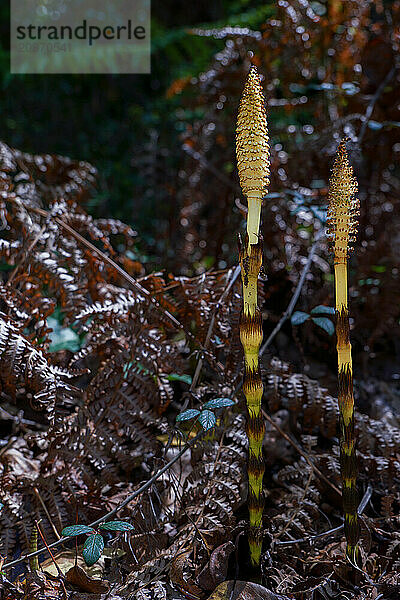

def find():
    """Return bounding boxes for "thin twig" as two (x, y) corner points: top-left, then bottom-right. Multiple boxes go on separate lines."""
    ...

(260, 229), (324, 356)
(35, 521), (68, 599)
(190, 265), (241, 392)
(33, 487), (61, 540)
(358, 66), (396, 146)
(35, 521), (62, 579)
(2, 431), (204, 571)
(275, 524), (344, 547)
(0, 402), (47, 430)
(7, 224), (46, 286)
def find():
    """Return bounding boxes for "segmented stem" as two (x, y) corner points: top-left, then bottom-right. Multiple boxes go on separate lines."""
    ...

(29, 525), (39, 571)
(239, 236), (265, 565)
(335, 293), (359, 563)
(327, 139), (360, 564)
(236, 65), (270, 566)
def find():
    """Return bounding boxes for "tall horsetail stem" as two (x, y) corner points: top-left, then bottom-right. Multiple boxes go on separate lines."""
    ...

(327, 139), (360, 564)
(236, 65), (270, 566)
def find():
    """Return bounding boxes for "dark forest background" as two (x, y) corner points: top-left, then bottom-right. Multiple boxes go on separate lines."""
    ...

(1, 1), (271, 257)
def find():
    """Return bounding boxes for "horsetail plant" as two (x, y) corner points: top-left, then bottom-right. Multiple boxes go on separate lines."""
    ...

(236, 65), (270, 567)
(327, 139), (360, 565)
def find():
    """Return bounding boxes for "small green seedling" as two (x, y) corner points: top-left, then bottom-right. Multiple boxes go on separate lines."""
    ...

(291, 305), (335, 336)
(176, 397), (235, 432)
(61, 520), (134, 566)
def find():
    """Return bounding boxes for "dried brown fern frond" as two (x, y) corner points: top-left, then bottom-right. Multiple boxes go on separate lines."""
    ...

(0, 341), (170, 561)
(5, 143), (97, 203)
(271, 461), (321, 542)
(118, 415), (247, 597)
(0, 314), (78, 422)
(29, 251), (86, 320)
(0, 471), (75, 558)
(164, 268), (240, 347)
(49, 360), (166, 484)
(0, 141), (252, 591)
(265, 358), (400, 488)
(0, 282), (31, 328)
(0, 143), (137, 340)
(180, 415), (246, 531)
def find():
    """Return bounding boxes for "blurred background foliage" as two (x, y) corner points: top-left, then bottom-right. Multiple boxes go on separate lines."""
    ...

(0, 0), (273, 242)
(0, 0), (399, 378)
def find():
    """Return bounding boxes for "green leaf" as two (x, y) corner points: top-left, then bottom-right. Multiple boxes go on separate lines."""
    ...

(310, 305), (335, 316)
(82, 534), (104, 567)
(197, 410), (216, 431)
(176, 409), (200, 422)
(62, 525), (94, 538)
(99, 521), (134, 531)
(371, 265), (386, 273)
(202, 398), (235, 410)
(166, 373), (192, 385)
(291, 311), (310, 326)
(312, 317), (335, 336)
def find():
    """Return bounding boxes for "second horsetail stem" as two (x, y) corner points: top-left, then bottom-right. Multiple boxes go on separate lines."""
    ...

(236, 65), (270, 567)
(327, 138), (360, 565)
